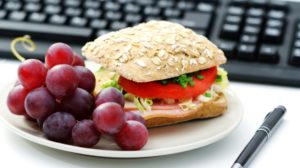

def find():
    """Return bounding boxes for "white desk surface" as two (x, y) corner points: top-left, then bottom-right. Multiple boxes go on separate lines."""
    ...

(0, 59), (299, 168)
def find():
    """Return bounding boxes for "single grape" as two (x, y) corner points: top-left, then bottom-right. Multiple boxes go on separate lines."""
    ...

(43, 112), (76, 142)
(93, 102), (125, 135)
(115, 120), (148, 150)
(72, 53), (85, 66)
(72, 120), (100, 147)
(7, 85), (29, 115)
(45, 43), (74, 69)
(25, 87), (56, 119)
(46, 64), (79, 99)
(18, 59), (47, 90)
(95, 87), (124, 107)
(74, 66), (95, 93)
(60, 88), (94, 120)
(124, 111), (145, 125)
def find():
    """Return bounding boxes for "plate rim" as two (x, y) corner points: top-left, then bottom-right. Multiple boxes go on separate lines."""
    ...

(0, 84), (243, 158)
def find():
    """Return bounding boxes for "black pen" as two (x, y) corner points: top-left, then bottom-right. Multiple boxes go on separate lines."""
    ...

(231, 105), (286, 168)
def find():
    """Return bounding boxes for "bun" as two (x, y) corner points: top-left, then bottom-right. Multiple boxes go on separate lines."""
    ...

(140, 92), (227, 127)
(82, 21), (226, 82)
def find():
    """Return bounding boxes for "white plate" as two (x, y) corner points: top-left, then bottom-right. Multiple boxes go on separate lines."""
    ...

(0, 83), (243, 158)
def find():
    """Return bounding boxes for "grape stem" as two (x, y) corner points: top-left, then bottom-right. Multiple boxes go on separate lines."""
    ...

(10, 35), (36, 62)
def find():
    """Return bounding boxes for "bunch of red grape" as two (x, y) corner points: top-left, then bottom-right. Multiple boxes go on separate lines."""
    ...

(6, 42), (148, 150)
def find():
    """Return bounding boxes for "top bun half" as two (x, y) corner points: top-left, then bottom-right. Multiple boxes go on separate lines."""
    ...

(82, 21), (227, 82)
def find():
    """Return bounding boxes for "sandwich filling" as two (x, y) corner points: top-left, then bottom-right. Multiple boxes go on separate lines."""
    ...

(94, 67), (228, 112)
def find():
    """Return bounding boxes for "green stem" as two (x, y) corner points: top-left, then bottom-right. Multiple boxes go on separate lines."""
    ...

(10, 35), (36, 62)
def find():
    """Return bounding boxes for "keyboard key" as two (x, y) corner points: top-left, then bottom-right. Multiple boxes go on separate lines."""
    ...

(44, 5), (61, 15)
(145, 16), (161, 22)
(157, 0), (174, 8)
(96, 30), (111, 37)
(64, 0), (81, 8)
(84, 8), (102, 19)
(125, 14), (142, 24)
(4, 1), (21, 11)
(258, 45), (279, 63)
(197, 3), (214, 13)
(0, 10), (6, 19)
(105, 11), (122, 21)
(9, 11), (26, 21)
(290, 48), (300, 66)
(124, 4), (141, 14)
(247, 8), (265, 17)
(225, 15), (242, 25)
(268, 10), (285, 20)
(90, 19), (108, 29)
(49, 14), (67, 25)
(296, 31), (300, 39)
(0, 20), (92, 43)
(294, 40), (300, 48)
(240, 34), (258, 44)
(70, 17), (87, 27)
(237, 44), (256, 60)
(263, 28), (282, 43)
(266, 19), (284, 28)
(183, 12), (212, 30)
(28, 12), (47, 22)
(164, 8), (181, 18)
(104, 2), (121, 11)
(220, 24), (240, 39)
(84, 0), (101, 9)
(243, 26), (260, 35)
(218, 41), (236, 58)
(110, 21), (128, 30)
(24, 3), (41, 12)
(65, 7), (82, 17)
(144, 6), (161, 16)
(177, 1), (194, 10)
(227, 6), (245, 16)
(245, 17), (263, 26)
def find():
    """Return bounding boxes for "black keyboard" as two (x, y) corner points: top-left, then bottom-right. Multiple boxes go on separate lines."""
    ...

(1, 0), (300, 86)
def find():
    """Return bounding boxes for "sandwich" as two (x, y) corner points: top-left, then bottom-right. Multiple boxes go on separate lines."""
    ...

(82, 21), (229, 127)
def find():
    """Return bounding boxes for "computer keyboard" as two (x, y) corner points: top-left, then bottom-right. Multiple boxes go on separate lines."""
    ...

(0, 0), (300, 86)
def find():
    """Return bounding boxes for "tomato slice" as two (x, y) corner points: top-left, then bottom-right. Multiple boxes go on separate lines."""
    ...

(118, 67), (217, 99)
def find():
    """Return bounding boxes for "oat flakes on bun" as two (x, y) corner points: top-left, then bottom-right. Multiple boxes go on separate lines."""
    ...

(82, 21), (229, 127)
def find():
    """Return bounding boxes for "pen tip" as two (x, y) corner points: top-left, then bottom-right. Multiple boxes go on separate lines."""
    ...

(277, 105), (286, 112)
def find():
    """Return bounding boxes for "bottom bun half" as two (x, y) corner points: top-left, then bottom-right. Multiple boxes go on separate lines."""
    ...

(137, 92), (228, 128)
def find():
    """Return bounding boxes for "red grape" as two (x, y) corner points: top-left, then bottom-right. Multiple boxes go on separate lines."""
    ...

(45, 42), (74, 69)
(43, 112), (76, 142)
(60, 88), (94, 120)
(124, 111), (145, 125)
(93, 102), (125, 135)
(25, 87), (56, 119)
(95, 87), (124, 107)
(18, 59), (47, 90)
(74, 66), (95, 93)
(72, 120), (100, 147)
(72, 53), (85, 66)
(115, 120), (148, 150)
(46, 64), (79, 99)
(7, 85), (29, 115)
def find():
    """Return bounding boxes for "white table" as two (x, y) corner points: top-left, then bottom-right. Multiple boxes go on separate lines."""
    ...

(0, 59), (298, 168)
